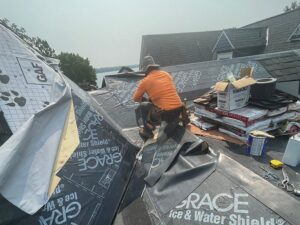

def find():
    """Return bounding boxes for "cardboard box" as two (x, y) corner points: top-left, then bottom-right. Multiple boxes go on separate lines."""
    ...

(214, 68), (256, 111)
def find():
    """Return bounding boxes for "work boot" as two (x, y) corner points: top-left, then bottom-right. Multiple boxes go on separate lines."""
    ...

(139, 127), (154, 141)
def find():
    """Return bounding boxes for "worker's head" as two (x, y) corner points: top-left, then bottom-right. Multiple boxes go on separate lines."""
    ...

(141, 55), (160, 75)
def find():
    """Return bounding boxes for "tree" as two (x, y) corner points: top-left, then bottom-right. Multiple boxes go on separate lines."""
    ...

(57, 52), (97, 88)
(33, 37), (55, 57)
(284, 1), (300, 12)
(0, 18), (56, 57)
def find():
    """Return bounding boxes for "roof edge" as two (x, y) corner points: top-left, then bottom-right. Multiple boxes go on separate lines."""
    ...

(142, 29), (221, 38)
(242, 8), (300, 28)
(225, 26), (268, 31)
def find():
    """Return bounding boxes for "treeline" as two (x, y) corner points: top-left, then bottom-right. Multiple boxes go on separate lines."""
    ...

(284, 1), (300, 12)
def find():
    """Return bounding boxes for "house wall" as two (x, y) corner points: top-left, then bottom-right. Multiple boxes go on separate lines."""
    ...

(244, 9), (300, 53)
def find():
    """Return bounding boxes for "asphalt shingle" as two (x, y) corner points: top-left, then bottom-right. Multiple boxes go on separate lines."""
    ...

(140, 31), (221, 67)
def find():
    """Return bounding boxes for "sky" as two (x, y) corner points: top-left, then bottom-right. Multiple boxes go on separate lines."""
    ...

(0, 0), (296, 68)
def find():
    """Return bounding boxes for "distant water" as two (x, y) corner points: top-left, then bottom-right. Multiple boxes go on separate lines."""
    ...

(96, 66), (139, 88)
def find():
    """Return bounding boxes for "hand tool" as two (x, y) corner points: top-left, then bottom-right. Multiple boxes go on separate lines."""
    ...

(259, 166), (280, 180)
(278, 167), (295, 192)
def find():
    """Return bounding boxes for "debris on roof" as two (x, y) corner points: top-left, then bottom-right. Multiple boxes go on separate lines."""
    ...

(193, 68), (300, 142)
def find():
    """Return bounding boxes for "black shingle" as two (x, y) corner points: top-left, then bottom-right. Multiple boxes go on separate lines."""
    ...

(140, 9), (300, 72)
(258, 51), (300, 81)
(226, 27), (267, 48)
(213, 27), (268, 53)
(140, 31), (221, 67)
(244, 8), (300, 53)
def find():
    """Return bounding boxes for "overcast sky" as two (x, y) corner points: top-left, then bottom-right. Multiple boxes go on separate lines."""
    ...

(0, 0), (296, 67)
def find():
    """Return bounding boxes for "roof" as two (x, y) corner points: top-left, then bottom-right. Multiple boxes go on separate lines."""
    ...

(1, 22), (300, 224)
(244, 8), (300, 28)
(258, 51), (300, 81)
(163, 49), (300, 99)
(140, 27), (269, 67)
(140, 9), (300, 67)
(243, 8), (300, 53)
(94, 50), (300, 115)
(113, 134), (300, 225)
(140, 30), (221, 67)
(213, 27), (268, 53)
(89, 72), (300, 225)
(0, 24), (138, 224)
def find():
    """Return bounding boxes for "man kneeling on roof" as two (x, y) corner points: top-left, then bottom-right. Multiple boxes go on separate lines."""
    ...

(133, 55), (187, 141)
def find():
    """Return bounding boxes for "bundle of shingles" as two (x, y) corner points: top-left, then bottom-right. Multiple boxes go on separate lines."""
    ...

(193, 76), (300, 142)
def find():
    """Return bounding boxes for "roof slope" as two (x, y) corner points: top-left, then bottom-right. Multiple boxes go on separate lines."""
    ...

(258, 51), (300, 81)
(140, 30), (221, 67)
(243, 8), (300, 53)
(213, 27), (267, 53)
(0, 24), (138, 225)
(226, 27), (267, 49)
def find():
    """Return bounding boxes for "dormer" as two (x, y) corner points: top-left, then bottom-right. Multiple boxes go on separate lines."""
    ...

(212, 27), (268, 60)
(288, 24), (300, 41)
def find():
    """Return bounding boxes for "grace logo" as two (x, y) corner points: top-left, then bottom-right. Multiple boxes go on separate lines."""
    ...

(78, 152), (122, 171)
(39, 202), (81, 225)
(176, 192), (249, 214)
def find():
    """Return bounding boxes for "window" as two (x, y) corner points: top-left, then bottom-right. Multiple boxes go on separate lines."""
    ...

(217, 52), (233, 60)
(288, 24), (300, 41)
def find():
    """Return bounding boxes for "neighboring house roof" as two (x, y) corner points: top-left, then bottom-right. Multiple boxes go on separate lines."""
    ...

(212, 30), (235, 52)
(213, 27), (268, 53)
(243, 8), (300, 53)
(140, 9), (300, 67)
(258, 51), (300, 81)
(140, 30), (221, 67)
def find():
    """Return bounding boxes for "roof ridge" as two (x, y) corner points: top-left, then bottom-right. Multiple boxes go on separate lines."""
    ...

(225, 26), (268, 31)
(242, 8), (300, 28)
(142, 30), (221, 37)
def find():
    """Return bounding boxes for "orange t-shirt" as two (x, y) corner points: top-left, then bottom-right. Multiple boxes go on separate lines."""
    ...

(133, 70), (183, 110)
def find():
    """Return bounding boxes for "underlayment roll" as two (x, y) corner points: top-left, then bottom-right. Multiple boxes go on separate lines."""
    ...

(250, 78), (277, 99)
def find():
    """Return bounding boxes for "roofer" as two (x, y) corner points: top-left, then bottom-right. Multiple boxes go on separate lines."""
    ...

(133, 55), (187, 141)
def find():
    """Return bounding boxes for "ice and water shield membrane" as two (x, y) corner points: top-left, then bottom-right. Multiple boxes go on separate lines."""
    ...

(0, 25), (137, 225)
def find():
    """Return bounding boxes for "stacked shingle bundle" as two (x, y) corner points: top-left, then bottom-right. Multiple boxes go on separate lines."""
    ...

(193, 88), (300, 142)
